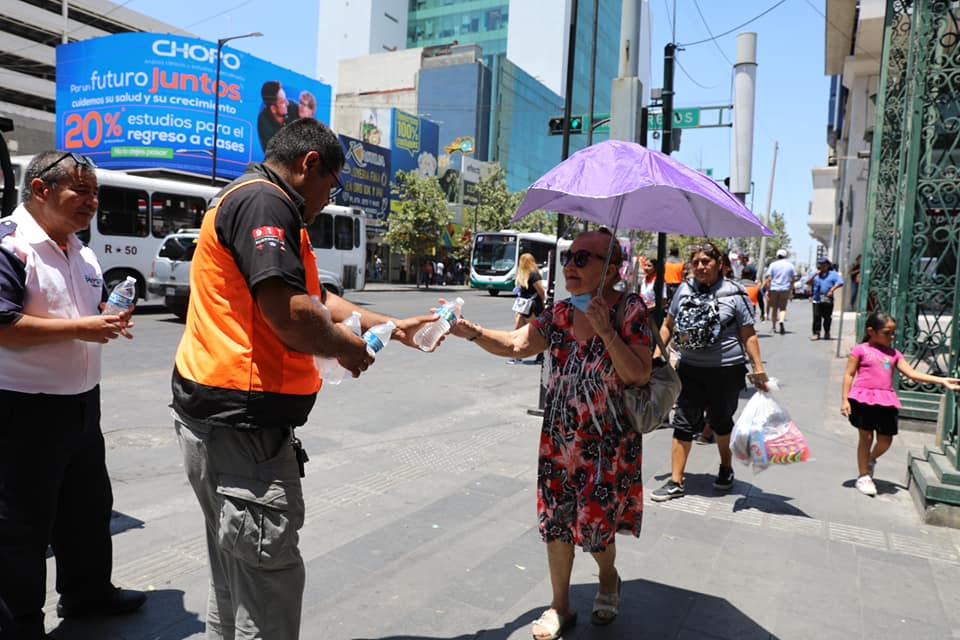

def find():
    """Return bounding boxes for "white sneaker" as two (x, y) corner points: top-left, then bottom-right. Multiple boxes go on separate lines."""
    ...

(856, 475), (877, 496)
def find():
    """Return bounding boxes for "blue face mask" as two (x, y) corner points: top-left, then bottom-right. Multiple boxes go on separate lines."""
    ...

(570, 292), (593, 312)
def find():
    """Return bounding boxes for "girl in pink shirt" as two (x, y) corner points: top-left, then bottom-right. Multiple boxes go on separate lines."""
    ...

(841, 312), (960, 496)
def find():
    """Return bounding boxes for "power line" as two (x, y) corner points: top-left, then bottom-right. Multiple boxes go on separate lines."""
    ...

(674, 54), (720, 90)
(184, 0), (258, 30)
(692, 0), (734, 66)
(678, 0), (789, 47)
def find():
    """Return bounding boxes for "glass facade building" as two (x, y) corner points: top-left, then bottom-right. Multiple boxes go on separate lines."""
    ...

(407, 0), (509, 67)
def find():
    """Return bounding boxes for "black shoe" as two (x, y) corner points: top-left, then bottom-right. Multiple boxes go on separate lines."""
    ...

(713, 465), (735, 491)
(823, 333), (831, 340)
(651, 479), (685, 502)
(778, 322), (785, 335)
(57, 587), (146, 618)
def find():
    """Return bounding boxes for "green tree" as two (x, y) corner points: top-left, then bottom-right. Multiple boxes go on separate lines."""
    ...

(741, 210), (791, 266)
(384, 170), (451, 259)
(470, 165), (557, 235)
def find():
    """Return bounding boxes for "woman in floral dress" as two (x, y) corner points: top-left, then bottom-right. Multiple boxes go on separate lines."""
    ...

(451, 229), (652, 640)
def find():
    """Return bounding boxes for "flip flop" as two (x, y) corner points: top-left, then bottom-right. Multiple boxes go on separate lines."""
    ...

(531, 609), (578, 640)
(591, 576), (622, 626)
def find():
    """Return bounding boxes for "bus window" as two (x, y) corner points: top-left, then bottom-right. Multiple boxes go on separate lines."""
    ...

(97, 186), (149, 237)
(520, 239), (552, 267)
(307, 213), (333, 248)
(334, 215), (353, 250)
(151, 193), (206, 237)
(353, 218), (361, 248)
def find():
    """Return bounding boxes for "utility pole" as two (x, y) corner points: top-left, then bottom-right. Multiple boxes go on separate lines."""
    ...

(756, 140), (778, 280)
(652, 42), (676, 322)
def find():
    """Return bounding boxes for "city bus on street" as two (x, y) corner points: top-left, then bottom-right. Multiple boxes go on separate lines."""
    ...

(8, 155), (219, 301)
(470, 230), (555, 295)
(304, 204), (366, 292)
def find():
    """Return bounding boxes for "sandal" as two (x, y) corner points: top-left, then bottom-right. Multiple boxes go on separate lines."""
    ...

(531, 608), (577, 640)
(591, 576), (622, 626)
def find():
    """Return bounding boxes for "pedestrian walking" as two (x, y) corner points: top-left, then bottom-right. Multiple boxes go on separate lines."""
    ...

(651, 242), (770, 502)
(763, 249), (797, 335)
(170, 119), (436, 640)
(507, 252), (546, 364)
(840, 311), (960, 496)
(848, 254), (861, 308)
(806, 258), (843, 340)
(450, 229), (653, 639)
(0, 151), (146, 638)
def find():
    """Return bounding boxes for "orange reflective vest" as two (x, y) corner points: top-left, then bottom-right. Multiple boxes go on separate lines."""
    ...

(173, 177), (322, 429)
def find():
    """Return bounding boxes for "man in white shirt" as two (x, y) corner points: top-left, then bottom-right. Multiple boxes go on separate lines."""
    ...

(0, 151), (145, 639)
(763, 249), (797, 335)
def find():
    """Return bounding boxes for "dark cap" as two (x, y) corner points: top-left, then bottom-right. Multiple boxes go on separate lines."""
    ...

(261, 80), (281, 105)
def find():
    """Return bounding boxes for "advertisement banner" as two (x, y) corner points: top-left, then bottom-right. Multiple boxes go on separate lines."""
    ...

(358, 108), (439, 212)
(335, 134), (391, 232)
(55, 33), (331, 180)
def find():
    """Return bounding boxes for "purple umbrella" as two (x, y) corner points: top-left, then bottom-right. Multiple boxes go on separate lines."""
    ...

(512, 139), (773, 237)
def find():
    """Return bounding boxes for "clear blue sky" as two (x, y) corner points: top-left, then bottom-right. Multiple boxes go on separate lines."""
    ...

(130, 0), (829, 266)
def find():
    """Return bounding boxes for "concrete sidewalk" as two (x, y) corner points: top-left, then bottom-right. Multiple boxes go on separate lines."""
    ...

(43, 301), (960, 640)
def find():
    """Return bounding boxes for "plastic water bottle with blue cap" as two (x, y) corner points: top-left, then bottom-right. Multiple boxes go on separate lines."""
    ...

(413, 297), (464, 352)
(102, 276), (137, 316)
(316, 311), (362, 385)
(362, 321), (396, 356)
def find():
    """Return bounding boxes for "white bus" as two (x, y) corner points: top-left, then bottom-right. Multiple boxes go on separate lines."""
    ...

(470, 230), (556, 295)
(8, 156), (365, 297)
(9, 155), (218, 300)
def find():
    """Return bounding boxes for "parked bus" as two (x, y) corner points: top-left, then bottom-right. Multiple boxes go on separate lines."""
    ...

(6, 156), (365, 298)
(8, 155), (218, 301)
(470, 230), (555, 295)
(304, 204), (367, 291)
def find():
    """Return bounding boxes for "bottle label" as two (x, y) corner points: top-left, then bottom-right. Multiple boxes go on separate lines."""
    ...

(364, 333), (384, 353)
(107, 291), (134, 308)
(438, 306), (457, 323)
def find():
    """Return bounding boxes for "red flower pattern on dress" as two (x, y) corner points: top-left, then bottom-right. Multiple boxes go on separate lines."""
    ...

(529, 294), (652, 552)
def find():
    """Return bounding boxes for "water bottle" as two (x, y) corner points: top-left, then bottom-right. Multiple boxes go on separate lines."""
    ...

(413, 297), (464, 352)
(102, 276), (137, 316)
(362, 320), (396, 356)
(316, 311), (362, 385)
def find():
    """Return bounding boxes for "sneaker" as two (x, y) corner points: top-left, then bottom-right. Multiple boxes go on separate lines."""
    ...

(856, 474), (877, 496)
(506, 358), (523, 364)
(651, 480), (685, 502)
(695, 432), (715, 445)
(779, 322), (785, 335)
(867, 459), (876, 478)
(823, 333), (831, 340)
(713, 465), (735, 491)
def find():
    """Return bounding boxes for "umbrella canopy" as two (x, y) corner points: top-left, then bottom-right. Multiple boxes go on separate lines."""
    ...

(512, 139), (773, 237)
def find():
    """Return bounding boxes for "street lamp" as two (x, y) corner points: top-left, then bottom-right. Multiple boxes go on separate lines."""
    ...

(211, 31), (262, 186)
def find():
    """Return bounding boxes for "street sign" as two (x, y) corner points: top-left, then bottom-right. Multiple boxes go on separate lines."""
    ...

(647, 108), (701, 130)
(698, 168), (713, 177)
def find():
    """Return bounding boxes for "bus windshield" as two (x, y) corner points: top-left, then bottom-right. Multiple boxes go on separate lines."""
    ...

(472, 234), (518, 275)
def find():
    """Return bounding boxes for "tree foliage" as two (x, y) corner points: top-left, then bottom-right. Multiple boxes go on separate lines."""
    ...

(472, 166), (557, 236)
(383, 170), (451, 258)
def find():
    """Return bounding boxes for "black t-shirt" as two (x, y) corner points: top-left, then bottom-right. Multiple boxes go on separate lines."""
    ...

(520, 270), (544, 314)
(215, 164), (308, 296)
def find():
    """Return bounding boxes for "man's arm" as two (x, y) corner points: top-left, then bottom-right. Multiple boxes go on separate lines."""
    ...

(254, 277), (372, 376)
(324, 291), (439, 350)
(0, 311), (133, 347)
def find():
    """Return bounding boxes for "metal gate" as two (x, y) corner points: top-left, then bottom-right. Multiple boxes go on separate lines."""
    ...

(862, 0), (959, 474)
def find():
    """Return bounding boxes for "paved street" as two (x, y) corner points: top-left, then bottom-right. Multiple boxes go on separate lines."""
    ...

(44, 286), (960, 640)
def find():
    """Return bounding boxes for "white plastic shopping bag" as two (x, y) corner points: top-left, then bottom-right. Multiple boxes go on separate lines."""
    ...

(731, 379), (810, 473)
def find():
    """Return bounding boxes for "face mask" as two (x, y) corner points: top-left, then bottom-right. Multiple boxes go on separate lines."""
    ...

(570, 292), (593, 312)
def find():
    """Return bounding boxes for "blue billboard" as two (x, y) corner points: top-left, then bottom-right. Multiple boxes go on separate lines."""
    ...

(335, 134), (391, 232)
(358, 108), (440, 213)
(55, 33), (331, 180)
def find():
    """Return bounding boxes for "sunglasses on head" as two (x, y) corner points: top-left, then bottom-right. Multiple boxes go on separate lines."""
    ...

(561, 249), (606, 268)
(690, 242), (716, 253)
(37, 152), (95, 178)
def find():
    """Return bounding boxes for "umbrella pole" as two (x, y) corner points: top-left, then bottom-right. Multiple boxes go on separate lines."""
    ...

(597, 197), (626, 296)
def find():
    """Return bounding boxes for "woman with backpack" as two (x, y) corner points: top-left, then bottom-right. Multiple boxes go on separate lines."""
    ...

(650, 242), (770, 502)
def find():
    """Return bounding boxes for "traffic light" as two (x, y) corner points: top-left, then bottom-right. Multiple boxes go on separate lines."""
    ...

(547, 115), (585, 136)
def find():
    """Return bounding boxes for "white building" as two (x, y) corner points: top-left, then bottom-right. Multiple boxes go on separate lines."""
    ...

(0, 0), (190, 155)
(315, 0), (409, 95)
(810, 0), (885, 287)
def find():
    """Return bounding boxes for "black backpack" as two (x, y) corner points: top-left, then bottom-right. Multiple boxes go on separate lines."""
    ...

(673, 280), (748, 350)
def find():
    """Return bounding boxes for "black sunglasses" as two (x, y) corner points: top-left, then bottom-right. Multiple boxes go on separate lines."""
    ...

(37, 152), (95, 178)
(561, 249), (607, 268)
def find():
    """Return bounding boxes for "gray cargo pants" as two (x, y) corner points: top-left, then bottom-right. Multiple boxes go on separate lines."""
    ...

(174, 413), (305, 640)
